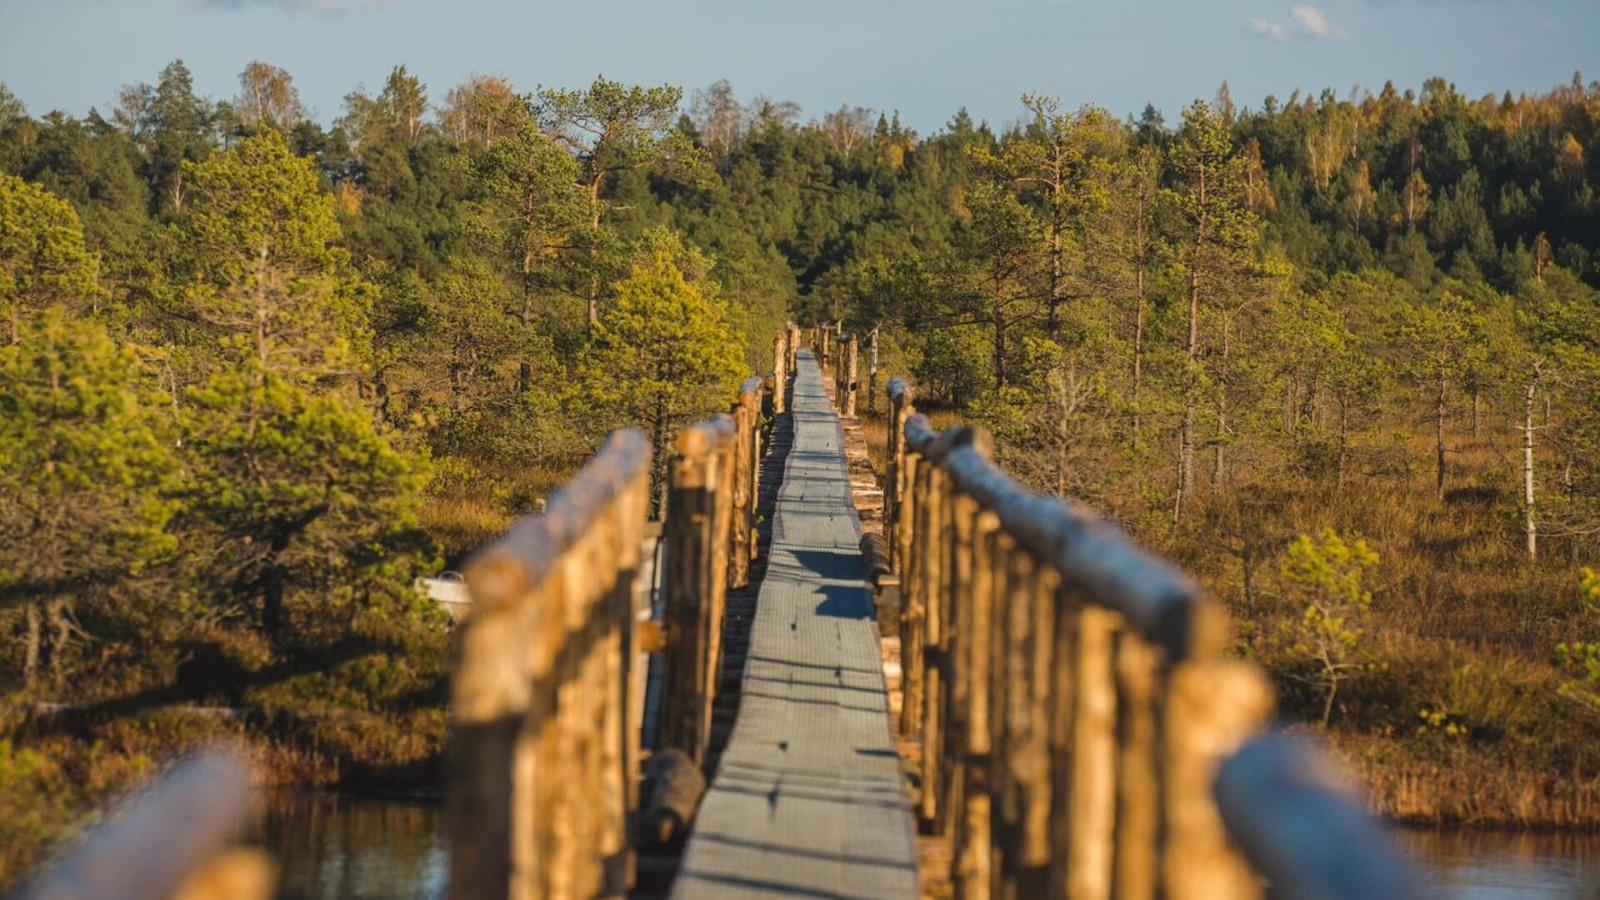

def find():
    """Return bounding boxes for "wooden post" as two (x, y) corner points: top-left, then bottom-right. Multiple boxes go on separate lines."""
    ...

(886, 381), (913, 574)
(995, 546), (1037, 895)
(1019, 565), (1059, 874)
(918, 463), (948, 826)
(900, 456), (928, 739)
(953, 512), (1000, 900)
(772, 331), (789, 415)
(450, 429), (650, 900)
(1162, 656), (1274, 900)
(1112, 638), (1161, 900)
(844, 334), (859, 418)
(1062, 605), (1119, 900)
(868, 326), (879, 415)
(729, 379), (762, 589)
(660, 419), (736, 768)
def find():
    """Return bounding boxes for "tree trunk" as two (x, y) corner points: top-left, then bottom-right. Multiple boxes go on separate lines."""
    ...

(1471, 388), (1480, 439)
(868, 327), (879, 415)
(587, 178), (605, 338)
(1336, 394), (1349, 488)
(1174, 407), (1192, 524)
(651, 394), (669, 519)
(1048, 175), (1063, 339)
(1131, 231), (1146, 446)
(1435, 376), (1448, 501)
(519, 260), (535, 394)
(1524, 378), (1537, 562)
(262, 562), (286, 639)
(992, 287), (1007, 390)
(46, 598), (70, 685)
(1213, 316), (1232, 489)
(1176, 166), (1205, 524)
(23, 603), (41, 689)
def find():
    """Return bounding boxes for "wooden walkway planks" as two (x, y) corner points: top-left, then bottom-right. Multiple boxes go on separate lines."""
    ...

(672, 350), (919, 899)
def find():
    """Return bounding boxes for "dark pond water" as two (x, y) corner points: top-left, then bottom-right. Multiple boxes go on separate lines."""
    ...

(256, 791), (446, 900)
(1399, 828), (1600, 898)
(255, 792), (1600, 898)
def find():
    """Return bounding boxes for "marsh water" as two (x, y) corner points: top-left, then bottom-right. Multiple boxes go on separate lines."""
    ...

(257, 791), (1600, 898)
(256, 791), (446, 900)
(1399, 828), (1600, 898)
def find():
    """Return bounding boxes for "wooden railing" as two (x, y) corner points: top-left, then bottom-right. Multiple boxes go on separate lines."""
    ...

(805, 322), (860, 418)
(881, 376), (1415, 900)
(450, 370), (777, 898)
(16, 751), (272, 900)
(449, 428), (652, 900)
(656, 377), (764, 769)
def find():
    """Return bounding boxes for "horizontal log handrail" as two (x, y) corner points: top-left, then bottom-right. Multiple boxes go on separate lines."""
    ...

(17, 751), (271, 900)
(880, 365), (1415, 900)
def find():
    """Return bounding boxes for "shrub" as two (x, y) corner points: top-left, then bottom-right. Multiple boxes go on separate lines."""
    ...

(1280, 529), (1381, 724)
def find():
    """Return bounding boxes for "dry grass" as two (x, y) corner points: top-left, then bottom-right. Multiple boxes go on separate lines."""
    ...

(421, 455), (582, 564)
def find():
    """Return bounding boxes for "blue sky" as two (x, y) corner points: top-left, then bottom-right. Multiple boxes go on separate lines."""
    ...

(1, 0), (1597, 133)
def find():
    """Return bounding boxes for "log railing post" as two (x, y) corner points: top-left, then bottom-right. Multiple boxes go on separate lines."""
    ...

(844, 333), (860, 418)
(886, 380), (913, 574)
(449, 429), (650, 900)
(772, 331), (789, 415)
(659, 418), (736, 769)
(868, 326), (879, 415)
(729, 378), (763, 589)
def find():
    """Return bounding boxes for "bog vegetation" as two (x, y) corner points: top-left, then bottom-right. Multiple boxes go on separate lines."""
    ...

(2, 61), (1600, 879)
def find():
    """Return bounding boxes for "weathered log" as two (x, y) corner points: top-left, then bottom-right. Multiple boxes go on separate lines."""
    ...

(642, 748), (708, 849)
(18, 750), (269, 900)
(1163, 660), (1274, 900)
(860, 532), (892, 585)
(1216, 734), (1416, 900)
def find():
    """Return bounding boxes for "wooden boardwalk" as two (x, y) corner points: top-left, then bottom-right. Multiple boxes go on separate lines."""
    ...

(672, 350), (919, 899)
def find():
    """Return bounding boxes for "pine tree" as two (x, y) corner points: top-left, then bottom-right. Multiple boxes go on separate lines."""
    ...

(578, 250), (743, 513)
(0, 173), (103, 342)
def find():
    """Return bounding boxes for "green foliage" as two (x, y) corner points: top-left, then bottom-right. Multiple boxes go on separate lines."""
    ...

(1280, 529), (1381, 724)
(1557, 569), (1600, 686)
(0, 173), (103, 339)
(179, 365), (436, 643)
(173, 129), (370, 377)
(579, 250), (743, 469)
(0, 309), (177, 686)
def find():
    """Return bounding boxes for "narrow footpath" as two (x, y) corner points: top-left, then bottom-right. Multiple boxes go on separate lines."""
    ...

(672, 349), (919, 899)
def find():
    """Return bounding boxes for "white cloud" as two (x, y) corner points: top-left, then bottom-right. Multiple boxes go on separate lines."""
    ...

(1291, 5), (1350, 39)
(1249, 5), (1350, 41)
(1249, 17), (1292, 40)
